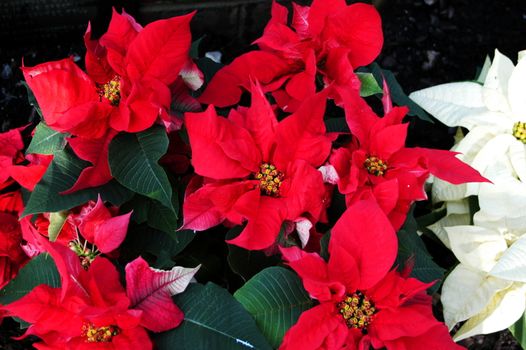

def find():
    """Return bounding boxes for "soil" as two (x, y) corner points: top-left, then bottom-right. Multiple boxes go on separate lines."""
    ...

(0, 0), (525, 349)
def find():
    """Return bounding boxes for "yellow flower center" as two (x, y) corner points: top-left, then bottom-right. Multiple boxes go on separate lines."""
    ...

(513, 122), (526, 144)
(81, 323), (120, 343)
(364, 156), (388, 176)
(255, 163), (284, 196)
(336, 291), (376, 332)
(98, 76), (121, 106)
(69, 240), (99, 270)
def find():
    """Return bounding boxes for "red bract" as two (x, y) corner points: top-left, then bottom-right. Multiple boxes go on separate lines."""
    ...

(26, 196), (131, 265)
(199, 0), (382, 111)
(24, 10), (195, 138)
(279, 200), (463, 350)
(2, 242), (152, 349)
(125, 257), (199, 332)
(0, 211), (28, 289)
(330, 95), (488, 229)
(182, 82), (332, 250)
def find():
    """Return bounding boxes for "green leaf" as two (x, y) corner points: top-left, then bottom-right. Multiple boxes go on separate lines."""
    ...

(357, 72), (382, 97)
(396, 214), (445, 293)
(510, 311), (526, 348)
(197, 57), (224, 85)
(22, 148), (133, 217)
(125, 194), (179, 237)
(324, 117), (350, 133)
(319, 232), (330, 261)
(109, 126), (173, 210)
(122, 225), (195, 269)
(234, 267), (313, 348)
(476, 55), (492, 84)
(370, 63), (433, 122)
(48, 211), (68, 241)
(21, 81), (42, 117)
(190, 36), (204, 59)
(0, 254), (60, 305)
(154, 283), (272, 350)
(226, 227), (281, 282)
(26, 122), (67, 155)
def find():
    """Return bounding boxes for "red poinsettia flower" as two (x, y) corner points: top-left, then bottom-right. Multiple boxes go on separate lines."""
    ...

(0, 125), (52, 191)
(199, 0), (382, 111)
(0, 210), (29, 289)
(2, 241), (150, 349)
(330, 94), (488, 229)
(280, 200), (464, 350)
(22, 9), (201, 192)
(182, 82), (333, 250)
(1, 239), (198, 349)
(25, 196), (131, 267)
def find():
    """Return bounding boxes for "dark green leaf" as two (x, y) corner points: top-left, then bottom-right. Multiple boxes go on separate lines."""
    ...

(26, 122), (66, 155)
(22, 148), (133, 217)
(109, 126), (173, 210)
(0, 254), (59, 305)
(357, 72), (382, 97)
(319, 232), (331, 261)
(324, 117), (350, 133)
(197, 57), (224, 85)
(234, 267), (313, 348)
(226, 227), (281, 282)
(125, 194), (179, 237)
(190, 36), (204, 59)
(121, 225), (195, 269)
(22, 81), (42, 117)
(510, 312), (526, 348)
(154, 283), (272, 350)
(396, 215), (445, 293)
(370, 63), (433, 122)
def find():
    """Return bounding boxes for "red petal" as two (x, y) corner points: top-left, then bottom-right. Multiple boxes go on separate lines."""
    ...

(308, 0), (347, 35)
(23, 59), (112, 139)
(371, 303), (438, 341)
(269, 0), (289, 25)
(323, 3), (383, 68)
(126, 13), (193, 85)
(292, 3), (310, 38)
(181, 179), (257, 231)
(383, 324), (465, 350)
(198, 51), (291, 107)
(330, 200), (397, 289)
(280, 246), (336, 301)
(84, 22), (114, 84)
(9, 155), (51, 191)
(61, 131), (115, 194)
(227, 196), (285, 250)
(274, 91), (331, 168)
(370, 123), (408, 160)
(125, 257), (199, 332)
(93, 212), (131, 253)
(185, 106), (260, 179)
(99, 8), (142, 77)
(280, 303), (346, 350)
(234, 81), (278, 161)
(411, 148), (490, 185)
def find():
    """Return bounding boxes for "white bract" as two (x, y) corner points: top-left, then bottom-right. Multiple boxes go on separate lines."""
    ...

(441, 225), (526, 341)
(410, 49), (526, 340)
(410, 49), (526, 199)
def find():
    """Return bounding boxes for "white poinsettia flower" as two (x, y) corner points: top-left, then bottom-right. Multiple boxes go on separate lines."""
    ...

(409, 49), (526, 189)
(441, 225), (526, 341)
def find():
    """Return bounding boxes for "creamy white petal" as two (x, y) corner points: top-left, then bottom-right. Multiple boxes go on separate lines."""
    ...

(446, 225), (507, 271)
(508, 57), (526, 118)
(509, 138), (526, 181)
(453, 283), (526, 341)
(409, 82), (487, 129)
(428, 211), (470, 249)
(490, 235), (526, 282)
(482, 49), (514, 113)
(441, 264), (512, 329)
(432, 177), (467, 202)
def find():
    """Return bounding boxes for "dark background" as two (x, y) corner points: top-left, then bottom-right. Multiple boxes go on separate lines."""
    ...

(0, 0), (525, 349)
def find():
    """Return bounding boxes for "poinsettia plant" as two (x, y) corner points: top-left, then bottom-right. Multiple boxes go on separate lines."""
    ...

(1, 1), (520, 349)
